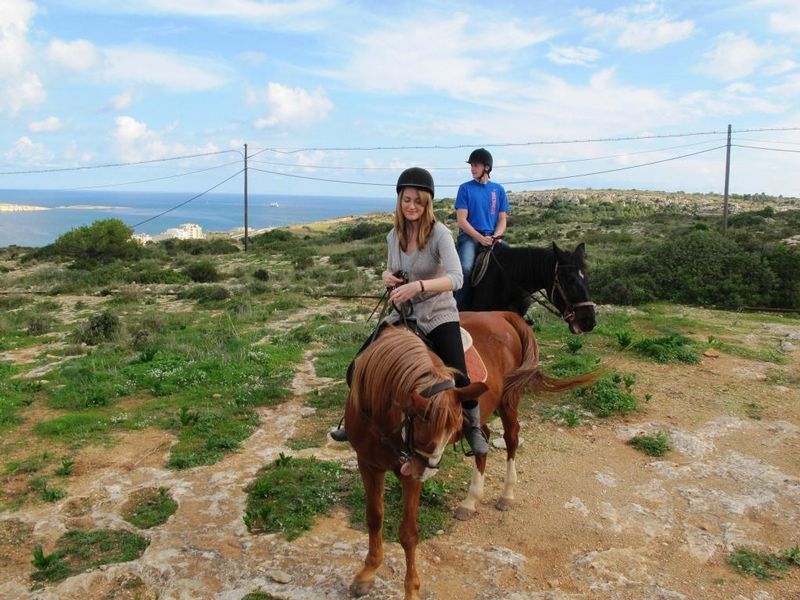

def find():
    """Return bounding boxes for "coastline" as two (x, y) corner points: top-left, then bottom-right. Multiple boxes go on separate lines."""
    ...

(0, 203), (49, 212)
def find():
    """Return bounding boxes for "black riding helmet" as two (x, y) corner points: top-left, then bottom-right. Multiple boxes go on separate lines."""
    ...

(467, 148), (493, 173)
(396, 167), (435, 198)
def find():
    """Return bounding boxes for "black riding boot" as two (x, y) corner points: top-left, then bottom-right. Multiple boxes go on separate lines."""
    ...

(462, 402), (488, 456)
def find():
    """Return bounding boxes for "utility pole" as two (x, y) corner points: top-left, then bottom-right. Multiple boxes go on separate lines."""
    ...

(244, 143), (249, 251)
(722, 124), (731, 234)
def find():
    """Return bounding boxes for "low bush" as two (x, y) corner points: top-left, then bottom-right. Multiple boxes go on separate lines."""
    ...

(182, 260), (221, 283)
(73, 311), (121, 345)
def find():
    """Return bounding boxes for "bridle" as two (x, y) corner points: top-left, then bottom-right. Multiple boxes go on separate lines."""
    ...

(366, 378), (456, 471)
(545, 263), (596, 326)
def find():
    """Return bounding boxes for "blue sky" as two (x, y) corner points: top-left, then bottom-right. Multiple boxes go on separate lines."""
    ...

(1, 0), (799, 199)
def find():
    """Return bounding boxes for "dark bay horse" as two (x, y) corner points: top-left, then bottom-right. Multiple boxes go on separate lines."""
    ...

(455, 310), (597, 520)
(344, 326), (487, 600)
(466, 242), (596, 334)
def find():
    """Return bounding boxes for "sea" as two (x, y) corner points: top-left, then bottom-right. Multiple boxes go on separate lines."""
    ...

(0, 189), (395, 248)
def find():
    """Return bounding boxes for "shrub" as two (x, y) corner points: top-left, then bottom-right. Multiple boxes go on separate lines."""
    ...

(73, 311), (121, 345)
(183, 260), (220, 283)
(253, 268), (270, 281)
(629, 431), (671, 456)
(177, 285), (231, 303)
(34, 219), (141, 266)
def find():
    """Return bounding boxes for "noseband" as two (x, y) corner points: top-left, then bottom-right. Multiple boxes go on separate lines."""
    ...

(547, 263), (596, 325)
(370, 378), (456, 471)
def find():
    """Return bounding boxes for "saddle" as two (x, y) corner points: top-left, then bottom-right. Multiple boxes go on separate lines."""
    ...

(460, 327), (488, 384)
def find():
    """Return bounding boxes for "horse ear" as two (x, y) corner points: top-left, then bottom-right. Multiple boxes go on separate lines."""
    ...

(552, 241), (563, 256)
(456, 381), (488, 402)
(575, 242), (585, 257)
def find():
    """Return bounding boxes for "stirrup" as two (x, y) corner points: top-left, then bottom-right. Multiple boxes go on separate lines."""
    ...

(329, 427), (348, 442)
(329, 416), (348, 442)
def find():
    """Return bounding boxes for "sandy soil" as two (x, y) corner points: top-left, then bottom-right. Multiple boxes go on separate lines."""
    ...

(1, 306), (799, 600)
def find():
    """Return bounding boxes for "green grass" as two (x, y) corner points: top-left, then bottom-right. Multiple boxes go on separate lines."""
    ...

(629, 431), (671, 457)
(121, 487), (178, 529)
(728, 546), (800, 580)
(30, 529), (149, 583)
(630, 334), (700, 364)
(244, 454), (351, 540)
(571, 373), (640, 418)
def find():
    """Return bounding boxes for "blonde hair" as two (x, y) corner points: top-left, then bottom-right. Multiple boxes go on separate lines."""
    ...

(394, 189), (436, 252)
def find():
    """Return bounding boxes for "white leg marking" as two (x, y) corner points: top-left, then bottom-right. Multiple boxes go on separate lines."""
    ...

(501, 458), (517, 501)
(459, 464), (485, 512)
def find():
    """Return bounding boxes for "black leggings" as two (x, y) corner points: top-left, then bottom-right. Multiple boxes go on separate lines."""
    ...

(347, 320), (470, 389)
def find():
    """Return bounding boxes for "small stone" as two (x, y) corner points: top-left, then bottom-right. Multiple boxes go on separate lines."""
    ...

(703, 348), (720, 358)
(431, 555), (441, 563)
(547, 579), (560, 588)
(268, 569), (292, 584)
(779, 341), (795, 353)
(212, 393), (222, 399)
(435, 529), (444, 535)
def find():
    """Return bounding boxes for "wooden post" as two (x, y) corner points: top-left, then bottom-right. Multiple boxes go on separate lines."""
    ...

(244, 143), (249, 250)
(722, 124), (731, 233)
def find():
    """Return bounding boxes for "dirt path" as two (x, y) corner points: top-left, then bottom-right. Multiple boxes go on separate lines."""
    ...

(1, 309), (799, 600)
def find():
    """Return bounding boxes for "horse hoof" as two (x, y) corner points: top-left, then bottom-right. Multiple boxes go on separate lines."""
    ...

(454, 506), (475, 521)
(495, 498), (514, 512)
(350, 580), (373, 597)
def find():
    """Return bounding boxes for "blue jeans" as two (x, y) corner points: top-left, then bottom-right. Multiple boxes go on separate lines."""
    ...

(455, 231), (480, 310)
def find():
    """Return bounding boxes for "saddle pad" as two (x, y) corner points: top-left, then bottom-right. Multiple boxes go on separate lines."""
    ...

(460, 327), (488, 384)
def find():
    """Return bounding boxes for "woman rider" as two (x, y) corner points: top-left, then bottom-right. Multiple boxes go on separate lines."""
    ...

(330, 167), (488, 457)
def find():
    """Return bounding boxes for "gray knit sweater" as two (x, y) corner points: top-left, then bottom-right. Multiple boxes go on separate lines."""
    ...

(383, 221), (463, 334)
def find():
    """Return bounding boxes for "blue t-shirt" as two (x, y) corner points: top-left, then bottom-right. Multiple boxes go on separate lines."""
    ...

(455, 179), (509, 234)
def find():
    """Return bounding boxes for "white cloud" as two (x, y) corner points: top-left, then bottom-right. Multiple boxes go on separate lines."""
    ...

(547, 45), (601, 66)
(136, 0), (332, 19)
(335, 13), (553, 98)
(102, 48), (227, 92)
(578, 5), (694, 52)
(251, 82), (332, 128)
(616, 18), (694, 52)
(29, 116), (61, 132)
(695, 33), (774, 81)
(108, 90), (138, 110)
(0, 0), (35, 75)
(47, 39), (99, 71)
(239, 51), (268, 65)
(112, 115), (219, 162)
(0, 0), (45, 116)
(4, 135), (54, 164)
(767, 3), (800, 34)
(1, 71), (46, 116)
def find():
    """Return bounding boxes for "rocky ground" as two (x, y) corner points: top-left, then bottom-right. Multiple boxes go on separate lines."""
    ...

(1, 306), (799, 600)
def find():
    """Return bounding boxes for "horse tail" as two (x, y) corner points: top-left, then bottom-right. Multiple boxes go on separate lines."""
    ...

(501, 312), (598, 407)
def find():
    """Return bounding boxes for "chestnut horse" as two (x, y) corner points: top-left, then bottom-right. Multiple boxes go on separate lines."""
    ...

(455, 310), (597, 520)
(344, 326), (487, 600)
(344, 312), (595, 599)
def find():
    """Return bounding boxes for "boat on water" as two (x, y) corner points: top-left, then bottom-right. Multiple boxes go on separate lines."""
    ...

(269, 201), (279, 207)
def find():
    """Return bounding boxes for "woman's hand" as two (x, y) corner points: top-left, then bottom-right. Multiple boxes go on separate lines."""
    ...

(389, 281), (421, 304)
(383, 271), (405, 288)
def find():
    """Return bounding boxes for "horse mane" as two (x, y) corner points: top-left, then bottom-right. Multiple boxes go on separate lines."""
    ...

(350, 327), (460, 432)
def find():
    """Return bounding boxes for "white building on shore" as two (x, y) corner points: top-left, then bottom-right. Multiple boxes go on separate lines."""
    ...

(133, 223), (204, 244)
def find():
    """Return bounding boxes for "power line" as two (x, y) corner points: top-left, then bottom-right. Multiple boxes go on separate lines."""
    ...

(249, 139), (726, 171)
(249, 145), (726, 188)
(732, 144), (800, 154)
(247, 127), (800, 156)
(0, 149), (242, 176)
(131, 169), (244, 229)
(504, 145), (726, 185)
(64, 160), (243, 191)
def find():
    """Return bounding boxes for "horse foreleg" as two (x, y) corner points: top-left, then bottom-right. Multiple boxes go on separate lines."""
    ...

(454, 453), (487, 521)
(399, 475), (423, 600)
(351, 464), (385, 597)
(496, 405), (520, 512)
